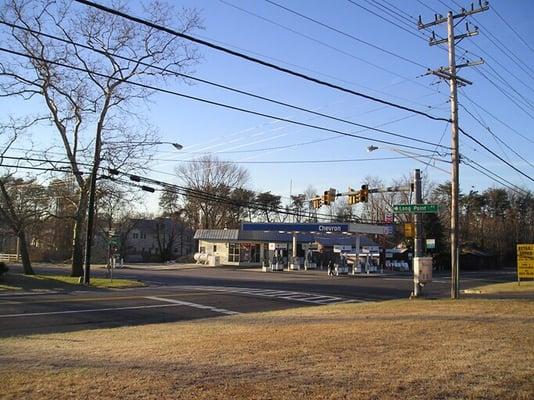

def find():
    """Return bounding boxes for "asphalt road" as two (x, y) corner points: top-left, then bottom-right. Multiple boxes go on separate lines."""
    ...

(0, 264), (516, 337)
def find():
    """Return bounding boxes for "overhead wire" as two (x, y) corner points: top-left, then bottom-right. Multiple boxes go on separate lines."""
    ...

(458, 127), (533, 182)
(262, 0), (429, 69)
(462, 158), (529, 195)
(0, 46), (450, 154)
(72, 0), (451, 123)
(0, 20), (447, 146)
(492, 5), (534, 54)
(345, 0), (427, 41)
(460, 89), (533, 144)
(458, 103), (534, 171)
(220, 0), (435, 93)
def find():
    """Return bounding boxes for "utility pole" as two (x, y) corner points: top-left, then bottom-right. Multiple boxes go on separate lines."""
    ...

(418, 1), (489, 299)
(413, 169), (423, 297)
(82, 131), (103, 285)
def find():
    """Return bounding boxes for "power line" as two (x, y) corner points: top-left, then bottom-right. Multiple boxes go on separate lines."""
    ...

(0, 47), (450, 154)
(492, 5), (534, 54)
(458, 127), (533, 182)
(462, 158), (528, 195)
(72, 0), (451, 123)
(459, 89), (533, 144)
(262, 0), (428, 69)
(221, 0), (429, 86)
(0, 20), (446, 146)
(475, 68), (534, 121)
(145, 155), (452, 165)
(346, 0), (426, 41)
(458, 103), (534, 170)
(107, 171), (374, 223)
(0, 163), (83, 174)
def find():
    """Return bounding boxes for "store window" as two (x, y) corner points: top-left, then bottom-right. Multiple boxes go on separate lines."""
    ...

(228, 242), (240, 262)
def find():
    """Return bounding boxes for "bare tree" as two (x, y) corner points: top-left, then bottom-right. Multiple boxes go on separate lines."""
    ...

(176, 155), (249, 229)
(0, 0), (202, 275)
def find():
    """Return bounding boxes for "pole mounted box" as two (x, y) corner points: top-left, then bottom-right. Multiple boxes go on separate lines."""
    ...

(413, 257), (433, 284)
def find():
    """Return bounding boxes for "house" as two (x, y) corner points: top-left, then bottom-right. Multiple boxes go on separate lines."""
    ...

(123, 218), (194, 262)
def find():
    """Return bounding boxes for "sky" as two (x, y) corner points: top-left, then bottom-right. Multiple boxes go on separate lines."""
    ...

(1, 0), (533, 209)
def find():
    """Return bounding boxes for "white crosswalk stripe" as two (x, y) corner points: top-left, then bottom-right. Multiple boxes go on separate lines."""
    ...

(176, 285), (367, 305)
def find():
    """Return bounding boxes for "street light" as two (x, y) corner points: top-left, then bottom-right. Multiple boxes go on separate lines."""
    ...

(366, 145), (450, 174)
(82, 141), (183, 285)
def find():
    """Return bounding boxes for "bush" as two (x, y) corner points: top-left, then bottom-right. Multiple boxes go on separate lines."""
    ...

(0, 262), (9, 282)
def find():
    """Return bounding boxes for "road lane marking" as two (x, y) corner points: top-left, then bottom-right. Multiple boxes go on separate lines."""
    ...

(179, 285), (359, 305)
(0, 291), (59, 298)
(0, 303), (183, 318)
(145, 296), (240, 315)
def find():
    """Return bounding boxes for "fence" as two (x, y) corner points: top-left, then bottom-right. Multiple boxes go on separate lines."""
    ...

(0, 254), (19, 263)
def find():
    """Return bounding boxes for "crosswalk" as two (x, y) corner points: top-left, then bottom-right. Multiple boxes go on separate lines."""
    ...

(177, 285), (365, 305)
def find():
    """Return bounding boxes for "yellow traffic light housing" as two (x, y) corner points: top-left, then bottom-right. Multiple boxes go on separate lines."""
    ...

(310, 196), (322, 209)
(322, 190), (331, 206)
(360, 184), (369, 202)
(347, 187), (360, 205)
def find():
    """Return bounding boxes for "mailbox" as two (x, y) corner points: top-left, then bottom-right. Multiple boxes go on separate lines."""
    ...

(413, 257), (432, 284)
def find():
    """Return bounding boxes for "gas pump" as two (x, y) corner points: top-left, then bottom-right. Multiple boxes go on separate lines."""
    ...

(304, 249), (317, 270)
(335, 253), (349, 275)
(271, 249), (284, 271)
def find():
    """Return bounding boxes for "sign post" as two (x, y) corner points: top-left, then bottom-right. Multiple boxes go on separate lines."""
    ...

(517, 244), (534, 286)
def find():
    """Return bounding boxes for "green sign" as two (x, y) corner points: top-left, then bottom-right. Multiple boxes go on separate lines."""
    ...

(393, 204), (439, 214)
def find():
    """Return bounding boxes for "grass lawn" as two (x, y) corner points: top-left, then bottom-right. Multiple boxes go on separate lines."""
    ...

(0, 272), (144, 291)
(464, 280), (534, 294)
(1, 299), (533, 399)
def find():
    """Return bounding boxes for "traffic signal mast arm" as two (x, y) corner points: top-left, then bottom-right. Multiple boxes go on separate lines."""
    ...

(311, 184), (414, 208)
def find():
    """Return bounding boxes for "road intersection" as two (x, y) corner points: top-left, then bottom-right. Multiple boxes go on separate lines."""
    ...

(0, 265), (516, 337)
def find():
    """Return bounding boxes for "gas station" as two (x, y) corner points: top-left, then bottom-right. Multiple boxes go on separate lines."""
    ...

(194, 222), (388, 274)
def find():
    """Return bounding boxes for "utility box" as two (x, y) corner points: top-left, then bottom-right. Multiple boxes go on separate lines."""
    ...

(413, 257), (433, 284)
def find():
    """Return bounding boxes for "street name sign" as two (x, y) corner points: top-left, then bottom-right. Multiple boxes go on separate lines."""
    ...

(517, 244), (534, 281)
(393, 204), (439, 214)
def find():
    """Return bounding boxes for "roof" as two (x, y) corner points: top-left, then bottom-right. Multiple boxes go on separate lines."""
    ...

(194, 229), (239, 241)
(194, 229), (378, 247)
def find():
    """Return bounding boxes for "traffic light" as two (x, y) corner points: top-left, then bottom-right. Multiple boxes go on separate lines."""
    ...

(322, 190), (331, 206)
(360, 184), (369, 202)
(347, 187), (360, 205)
(310, 196), (322, 209)
(327, 188), (336, 203)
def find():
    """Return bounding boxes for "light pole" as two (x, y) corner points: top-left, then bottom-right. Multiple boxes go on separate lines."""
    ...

(366, 146), (431, 297)
(82, 141), (183, 285)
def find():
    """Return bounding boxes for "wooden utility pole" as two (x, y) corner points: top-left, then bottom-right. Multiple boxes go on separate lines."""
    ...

(418, 1), (489, 299)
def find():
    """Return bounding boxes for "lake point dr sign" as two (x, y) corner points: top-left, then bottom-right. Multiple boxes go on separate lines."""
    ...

(393, 204), (439, 214)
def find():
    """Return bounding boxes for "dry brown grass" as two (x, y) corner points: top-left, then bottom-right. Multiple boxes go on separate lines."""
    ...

(464, 280), (534, 294)
(1, 299), (533, 399)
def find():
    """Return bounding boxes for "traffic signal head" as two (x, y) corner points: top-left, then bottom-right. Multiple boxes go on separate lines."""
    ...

(360, 184), (369, 202)
(328, 188), (336, 203)
(347, 187), (360, 205)
(310, 196), (322, 209)
(322, 190), (331, 206)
